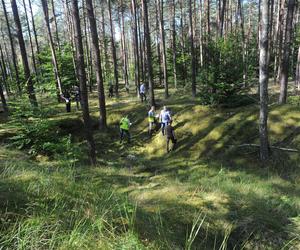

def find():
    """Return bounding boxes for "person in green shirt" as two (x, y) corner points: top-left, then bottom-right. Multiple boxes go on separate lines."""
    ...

(119, 115), (132, 143)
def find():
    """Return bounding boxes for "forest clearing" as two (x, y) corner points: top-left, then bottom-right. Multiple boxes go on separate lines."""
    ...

(1, 0), (300, 249)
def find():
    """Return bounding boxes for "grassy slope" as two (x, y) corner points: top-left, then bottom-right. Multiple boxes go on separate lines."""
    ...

(1, 89), (300, 249)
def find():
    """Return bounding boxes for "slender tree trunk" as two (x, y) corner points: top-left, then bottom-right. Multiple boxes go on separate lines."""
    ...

(275, 0), (285, 84)
(279, 0), (296, 104)
(100, 4), (109, 82)
(296, 46), (300, 90)
(2, 0), (21, 94)
(0, 77), (8, 113)
(189, 0), (196, 97)
(108, 0), (119, 97)
(157, 0), (169, 98)
(259, 0), (270, 161)
(131, 0), (140, 96)
(22, 0), (38, 76)
(172, 0), (178, 88)
(11, 0), (37, 106)
(50, 0), (60, 50)
(71, 0), (96, 165)
(198, 0), (204, 67)
(28, 0), (40, 55)
(41, 0), (63, 98)
(138, 9), (145, 83)
(82, 0), (92, 92)
(86, 0), (107, 128)
(155, 3), (163, 87)
(142, 0), (155, 106)
(0, 42), (11, 96)
(120, 0), (129, 92)
(219, 0), (226, 36)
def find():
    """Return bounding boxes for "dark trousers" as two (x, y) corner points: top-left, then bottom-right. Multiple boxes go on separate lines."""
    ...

(66, 103), (71, 113)
(120, 129), (130, 143)
(140, 93), (146, 102)
(161, 122), (169, 136)
(167, 136), (177, 152)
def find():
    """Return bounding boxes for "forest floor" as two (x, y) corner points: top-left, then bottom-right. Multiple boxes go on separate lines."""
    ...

(1, 87), (300, 249)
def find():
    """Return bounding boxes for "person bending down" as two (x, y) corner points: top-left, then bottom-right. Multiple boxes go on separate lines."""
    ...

(166, 120), (177, 153)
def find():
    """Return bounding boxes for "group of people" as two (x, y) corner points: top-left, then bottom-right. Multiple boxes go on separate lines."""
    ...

(61, 86), (81, 112)
(119, 105), (177, 153)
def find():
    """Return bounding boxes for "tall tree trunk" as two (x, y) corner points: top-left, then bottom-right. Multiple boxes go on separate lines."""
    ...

(86, 0), (107, 128)
(41, 0), (63, 98)
(28, 0), (40, 55)
(172, 0), (178, 88)
(157, 0), (169, 98)
(22, 0), (38, 76)
(82, 0), (92, 92)
(108, 0), (119, 97)
(0, 75), (8, 113)
(274, 0), (285, 84)
(296, 46), (300, 90)
(219, 0), (226, 36)
(2, 0), (21, 94)
(189, 0), (196, 97)
(155, 3), (163, 87)
(259, 0), (270, 161)
(50, 0), (60, 50)
(198, 0), (204, 67)
(120, 0), (129, 92)
(11, 0), (37, 106)
(100, 4), (109, 82)
(142, 0), (155, 106)
(131, 0), (140, 96)
(71, 0), (96, 165)
(279, 0), (296, 104)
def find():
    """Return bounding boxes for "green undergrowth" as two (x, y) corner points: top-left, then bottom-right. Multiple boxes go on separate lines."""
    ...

(1, 90), (300, 249)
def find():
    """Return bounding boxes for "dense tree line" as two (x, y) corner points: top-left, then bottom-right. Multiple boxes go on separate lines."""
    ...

(0, 0), (299, 162)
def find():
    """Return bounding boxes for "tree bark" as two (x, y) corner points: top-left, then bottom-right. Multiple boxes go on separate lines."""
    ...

(2, 0), (21, 94)
(142, 0), (155, 106)
(11, 0), (37, 106)
(85, 0), (107, 128)
(259, 0), (270, 161)
(50, 0), (60, 50)
(157, 0), (169, 98)
(131, 0), (141, 96)
(189, 0), (197, 97)
(0, 76), (8, 113)
(22, 0), (38, 76)
(171, 0), (178, 88)
(108, 0), (119, 97)
(41, 0), (63, 98)
(120, 0), (129, 92)
(279, 0), (296, 104)
(296, 46), (300, 90)
(28, 0), (40, 55)
(71, 0), (96, 165)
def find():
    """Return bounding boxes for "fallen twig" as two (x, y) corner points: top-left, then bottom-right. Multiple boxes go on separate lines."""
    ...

(229, 144), (298, 153)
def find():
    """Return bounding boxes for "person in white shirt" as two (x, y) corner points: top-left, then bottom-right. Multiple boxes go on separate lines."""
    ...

(140, 83), (146, 102)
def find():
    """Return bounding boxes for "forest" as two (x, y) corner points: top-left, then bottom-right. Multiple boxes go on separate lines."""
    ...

(0, 0), (300, 249)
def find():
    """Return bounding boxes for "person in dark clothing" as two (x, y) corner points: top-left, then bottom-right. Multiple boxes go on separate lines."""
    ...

(62, 91), (71, 113)
(166, 120), (177, 153)
(108, 82), (114, 98)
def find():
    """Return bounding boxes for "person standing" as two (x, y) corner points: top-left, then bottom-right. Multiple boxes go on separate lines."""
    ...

(140, 83), (146, 102)
(119, 115), (132, 143)
(62, 90), (71, 113)
(148, 106), (156, 137)
(166, 120), (177, 153)
(159, 106), (171, 136)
